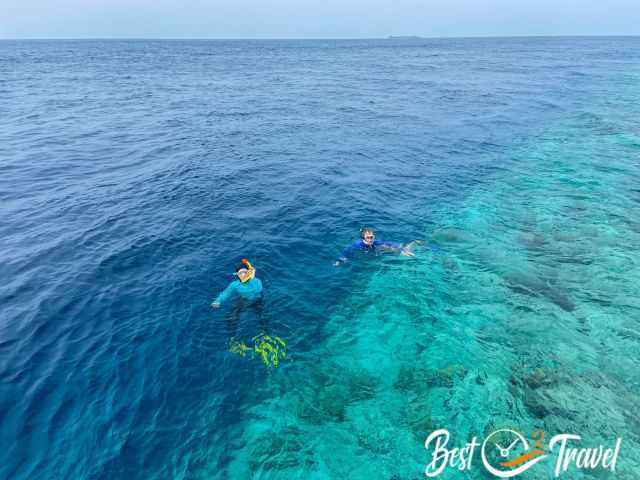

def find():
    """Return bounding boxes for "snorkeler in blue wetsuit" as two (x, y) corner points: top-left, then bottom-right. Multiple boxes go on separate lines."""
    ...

(211, 259), (263, 308)
(334, 227), (421, 266)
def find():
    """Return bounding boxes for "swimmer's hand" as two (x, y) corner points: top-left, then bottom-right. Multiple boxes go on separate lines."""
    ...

(211, 301), (221, 309)
(400, 240), (422, 256)
(334, 257), (347, 266)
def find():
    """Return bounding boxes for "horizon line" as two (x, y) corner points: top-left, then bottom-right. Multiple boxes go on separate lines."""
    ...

(1, 33), (639, 41)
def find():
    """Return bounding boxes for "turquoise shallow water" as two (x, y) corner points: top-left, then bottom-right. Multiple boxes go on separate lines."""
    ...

(222, 79), (640, 479)
(1, 38), (639, 479)
(232, 127), (640, 479)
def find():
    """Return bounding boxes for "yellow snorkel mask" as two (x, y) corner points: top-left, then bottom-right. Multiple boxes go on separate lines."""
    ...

(237, 258), (255, 283)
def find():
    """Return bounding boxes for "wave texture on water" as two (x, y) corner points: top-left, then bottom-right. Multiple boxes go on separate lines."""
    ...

(1, 37), (639, 480)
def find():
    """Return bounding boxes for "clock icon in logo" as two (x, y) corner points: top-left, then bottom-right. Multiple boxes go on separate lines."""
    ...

(481, 429), (547, 478)
(497, 436), (523, 458)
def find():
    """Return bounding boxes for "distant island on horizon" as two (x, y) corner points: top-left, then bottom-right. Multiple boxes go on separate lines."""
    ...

(387, 35), (424, 39)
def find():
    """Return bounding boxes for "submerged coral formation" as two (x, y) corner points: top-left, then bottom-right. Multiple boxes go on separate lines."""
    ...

(220, 113), (640, 478)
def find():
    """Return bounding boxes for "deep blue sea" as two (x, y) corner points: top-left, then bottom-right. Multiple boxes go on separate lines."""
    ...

(1, 37), (640, 480)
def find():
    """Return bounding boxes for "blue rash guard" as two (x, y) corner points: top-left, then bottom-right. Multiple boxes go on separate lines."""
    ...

(214, 277), (263, 305)
(337, 239), (403, 263)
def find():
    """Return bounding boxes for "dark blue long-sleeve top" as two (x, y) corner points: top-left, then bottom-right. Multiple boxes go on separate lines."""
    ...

(337, 239), (403, 262)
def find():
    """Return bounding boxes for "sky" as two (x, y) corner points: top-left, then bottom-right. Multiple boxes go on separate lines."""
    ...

(1, 0), (639, 39)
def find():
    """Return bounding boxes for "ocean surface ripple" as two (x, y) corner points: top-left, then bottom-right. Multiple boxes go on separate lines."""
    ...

(1, 37), (639, 479)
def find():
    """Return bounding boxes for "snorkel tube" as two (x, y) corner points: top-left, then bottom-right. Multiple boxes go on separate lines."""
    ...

(239, 258), (255, 283)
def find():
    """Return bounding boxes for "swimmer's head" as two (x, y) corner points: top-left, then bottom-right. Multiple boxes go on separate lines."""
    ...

(235, 259), (255, 283)
(360, 227), (376, 245)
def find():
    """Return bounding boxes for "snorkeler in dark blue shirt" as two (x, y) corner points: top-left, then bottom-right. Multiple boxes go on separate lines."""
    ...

(334, 227), (422, 265)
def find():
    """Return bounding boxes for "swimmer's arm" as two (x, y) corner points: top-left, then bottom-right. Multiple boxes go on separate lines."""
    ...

(211, 281), (238, 308)
(376, 240), (403, 251)
(334, 253), (349, 266)
(334, 242), (361, 265)
(377, 241), (415, 256)
(402, 239), (424, 255)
